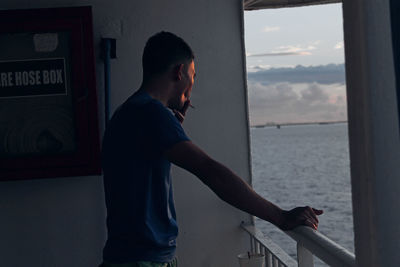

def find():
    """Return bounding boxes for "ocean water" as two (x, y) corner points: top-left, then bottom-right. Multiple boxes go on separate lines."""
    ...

(250, 123), (354, 266)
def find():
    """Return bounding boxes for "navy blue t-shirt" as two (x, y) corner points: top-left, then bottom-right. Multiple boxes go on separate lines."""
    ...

(101, 90), (189, 263)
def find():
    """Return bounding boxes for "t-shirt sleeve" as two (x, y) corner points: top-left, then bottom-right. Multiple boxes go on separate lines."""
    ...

(142, 102), (190, 153)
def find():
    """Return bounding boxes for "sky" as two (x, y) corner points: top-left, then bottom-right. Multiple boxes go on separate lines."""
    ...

(244, 3), (346, 126)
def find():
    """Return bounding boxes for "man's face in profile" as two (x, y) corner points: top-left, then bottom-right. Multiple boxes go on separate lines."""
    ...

(171, 60), (195, 111)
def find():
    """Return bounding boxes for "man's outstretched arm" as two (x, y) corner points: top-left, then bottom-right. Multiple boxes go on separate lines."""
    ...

(165, 140), (323, 230)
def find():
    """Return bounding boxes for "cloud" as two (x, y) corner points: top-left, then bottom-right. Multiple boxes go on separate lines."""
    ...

(247, 63), (346, 85)
(300, 83), (329, 103)
(247, 65), (272, 72)
(334, 41), (344, 49)
(247, 51), (311, 57)
(262, 26), (280, 33)
(247, 81), (347, 125)
(247, 44), (316, 58)
(274, 45), (315, 53)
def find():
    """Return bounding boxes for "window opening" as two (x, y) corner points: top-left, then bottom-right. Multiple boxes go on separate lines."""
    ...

(244, 3), (352, 266)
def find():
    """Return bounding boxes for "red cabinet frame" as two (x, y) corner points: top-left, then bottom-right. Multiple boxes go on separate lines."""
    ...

(0, 7), (101, 180)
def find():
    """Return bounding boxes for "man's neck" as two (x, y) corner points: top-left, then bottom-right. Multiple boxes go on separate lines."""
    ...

(140, 78), (172, 107)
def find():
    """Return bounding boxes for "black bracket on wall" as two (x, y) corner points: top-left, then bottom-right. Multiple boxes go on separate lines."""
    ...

(101, 38), (117, 127)
(390, 1), (400, 133)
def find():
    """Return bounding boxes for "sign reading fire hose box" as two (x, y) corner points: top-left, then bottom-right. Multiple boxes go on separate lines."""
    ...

(0, 58), (67, 98)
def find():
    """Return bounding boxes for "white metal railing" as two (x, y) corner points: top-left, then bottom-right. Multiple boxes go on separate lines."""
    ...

(241, 223), (297, 267)
(241, 223), (356, 267)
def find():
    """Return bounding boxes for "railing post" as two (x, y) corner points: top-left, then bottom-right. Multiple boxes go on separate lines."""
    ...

(297, 243), (314, 267)
(266, 250), (272, 267)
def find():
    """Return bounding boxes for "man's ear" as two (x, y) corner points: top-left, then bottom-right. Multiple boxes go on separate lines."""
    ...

(173, 64), (185, 81)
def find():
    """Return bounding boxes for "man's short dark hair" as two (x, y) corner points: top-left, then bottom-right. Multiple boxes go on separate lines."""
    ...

(142, 31), (194, 81)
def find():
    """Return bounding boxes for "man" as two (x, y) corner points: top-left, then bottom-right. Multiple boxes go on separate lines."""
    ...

(100, 31), (322, 267)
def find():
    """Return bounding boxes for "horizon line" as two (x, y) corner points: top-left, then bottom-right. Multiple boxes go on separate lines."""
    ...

(251, 120), (348, 128)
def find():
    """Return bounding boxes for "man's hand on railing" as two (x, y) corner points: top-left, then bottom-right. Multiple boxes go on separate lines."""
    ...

(278, 206), (323, 231)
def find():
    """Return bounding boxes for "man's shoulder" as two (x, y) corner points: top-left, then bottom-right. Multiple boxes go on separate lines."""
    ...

(125, 90), (164, 109)
(115, 91), (158, 115)
(114, 92), (175, 127)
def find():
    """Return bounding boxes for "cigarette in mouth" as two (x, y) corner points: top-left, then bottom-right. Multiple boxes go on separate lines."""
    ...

(189, 104), (195, 109)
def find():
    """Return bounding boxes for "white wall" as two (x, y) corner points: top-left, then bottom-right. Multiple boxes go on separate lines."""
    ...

(0, 1), (252, 266)
(343, 0), (400, 266)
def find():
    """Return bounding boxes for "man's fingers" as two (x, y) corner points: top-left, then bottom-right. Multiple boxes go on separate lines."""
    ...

(173, 110), (184, 123)
(181, 100), (191, 116)
(301, 215), (318, 227)
(300, 207), (318, 224)
(300, 207), (323, 230)
(305, 207), (319, 223)
(304, 218), (318, 230)
(173, 100), (191, 123)
(313, 208), (324, 215)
